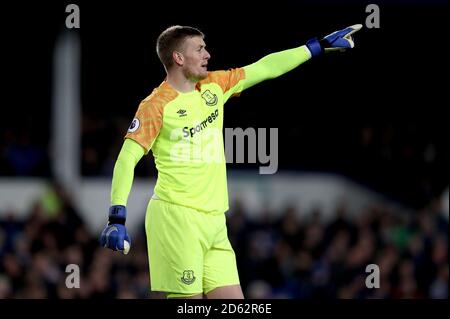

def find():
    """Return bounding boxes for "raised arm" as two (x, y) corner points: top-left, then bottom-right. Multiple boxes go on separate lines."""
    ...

(241, 24), (363, 91)
(242, 45), (311, 90)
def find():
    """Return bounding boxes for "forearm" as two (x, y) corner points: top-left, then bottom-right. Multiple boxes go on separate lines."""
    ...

(242, 45), (312, 90)
(110, 138), (145, 206)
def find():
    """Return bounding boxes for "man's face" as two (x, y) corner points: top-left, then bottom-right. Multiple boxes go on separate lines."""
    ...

(178, 36), (210, 81)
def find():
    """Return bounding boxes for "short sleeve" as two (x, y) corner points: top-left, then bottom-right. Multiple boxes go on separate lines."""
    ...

(124, 85), (178, 153)
(203, 68), (246, 102)
(124, 99), (163, 153)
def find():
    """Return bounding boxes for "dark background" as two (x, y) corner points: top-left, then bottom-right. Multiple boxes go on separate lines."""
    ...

(0, 0), (448, 300)
(2, 0), (448, 209)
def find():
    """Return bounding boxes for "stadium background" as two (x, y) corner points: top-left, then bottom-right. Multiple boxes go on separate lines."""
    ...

(0, 0), (448, 299)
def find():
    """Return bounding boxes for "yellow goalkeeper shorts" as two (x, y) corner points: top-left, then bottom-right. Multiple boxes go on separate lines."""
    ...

(145, 198), (240, 296)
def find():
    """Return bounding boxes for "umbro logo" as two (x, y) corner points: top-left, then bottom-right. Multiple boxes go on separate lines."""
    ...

(177, 109), (187, 117)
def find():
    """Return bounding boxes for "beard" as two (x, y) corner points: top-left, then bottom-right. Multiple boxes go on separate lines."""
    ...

(183, 65), (208, 82)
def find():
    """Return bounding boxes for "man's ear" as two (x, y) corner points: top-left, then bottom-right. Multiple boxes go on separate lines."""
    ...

(173, 51), (184, 66)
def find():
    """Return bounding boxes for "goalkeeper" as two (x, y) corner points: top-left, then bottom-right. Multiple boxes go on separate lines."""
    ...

(100, 24), (362, 299)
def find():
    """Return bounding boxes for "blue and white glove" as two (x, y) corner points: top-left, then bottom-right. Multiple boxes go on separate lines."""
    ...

(306, 24), (362, 57)
(100, 205), (131, 254)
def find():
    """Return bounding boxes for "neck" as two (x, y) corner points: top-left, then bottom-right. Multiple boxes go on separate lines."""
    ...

(166, 71), (197, 93)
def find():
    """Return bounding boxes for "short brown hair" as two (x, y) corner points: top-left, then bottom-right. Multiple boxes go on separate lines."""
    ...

(156, 25), (204, 71)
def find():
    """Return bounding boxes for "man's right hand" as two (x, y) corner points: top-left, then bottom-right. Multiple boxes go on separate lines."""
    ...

(99, 205), (131, 254)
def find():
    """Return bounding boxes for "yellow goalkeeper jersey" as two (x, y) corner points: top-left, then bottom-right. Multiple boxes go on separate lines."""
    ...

(125, 69), (246, 214)
(114, 45), (312, 214)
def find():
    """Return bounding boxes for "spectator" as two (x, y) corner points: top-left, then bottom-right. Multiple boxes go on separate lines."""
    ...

(0, 189), (447, 299)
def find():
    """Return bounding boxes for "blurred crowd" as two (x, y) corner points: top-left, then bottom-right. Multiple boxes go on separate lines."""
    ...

(230, 198), (448, 299)
(0, 184), (448, 299)
(0, 184), (150, 299)
(1, 120), (446, 211)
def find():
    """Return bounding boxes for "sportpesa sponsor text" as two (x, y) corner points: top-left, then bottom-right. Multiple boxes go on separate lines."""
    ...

(182, 109), (219, 138)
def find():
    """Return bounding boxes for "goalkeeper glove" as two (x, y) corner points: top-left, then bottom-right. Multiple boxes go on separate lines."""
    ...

(306, 24), (362, 57)
(100, 205), (131, 254)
